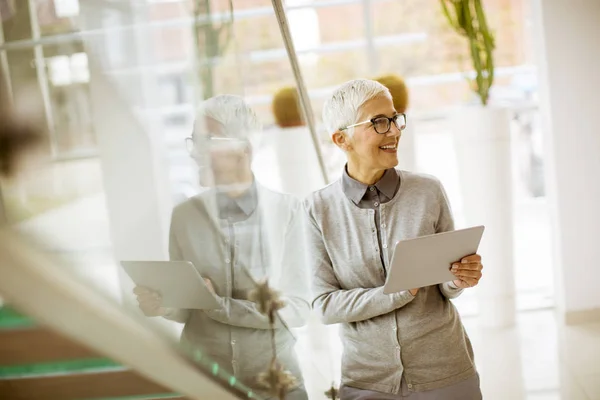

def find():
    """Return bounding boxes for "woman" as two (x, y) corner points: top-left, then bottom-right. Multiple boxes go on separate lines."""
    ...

(303, 79), (484, 399)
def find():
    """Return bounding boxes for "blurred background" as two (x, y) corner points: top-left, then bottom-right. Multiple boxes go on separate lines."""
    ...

(0, 0), (599, 399)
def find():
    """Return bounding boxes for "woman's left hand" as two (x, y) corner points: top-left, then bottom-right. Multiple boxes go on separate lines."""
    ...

(451, 254), (483, 289)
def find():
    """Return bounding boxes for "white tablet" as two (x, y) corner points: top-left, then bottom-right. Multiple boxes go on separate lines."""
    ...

(120, 261), (221, 310)
(383, 226), (485, 294)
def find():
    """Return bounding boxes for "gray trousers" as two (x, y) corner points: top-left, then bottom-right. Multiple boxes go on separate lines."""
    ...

(340, 374), (482, 400)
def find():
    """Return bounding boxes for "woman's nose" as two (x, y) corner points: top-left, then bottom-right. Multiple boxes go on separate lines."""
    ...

(386, 124), (401, 137)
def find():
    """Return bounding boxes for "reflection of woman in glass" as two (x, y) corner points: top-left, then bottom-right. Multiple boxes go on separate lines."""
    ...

(135, 95), (309, 399)
(304, 80), (484, 399)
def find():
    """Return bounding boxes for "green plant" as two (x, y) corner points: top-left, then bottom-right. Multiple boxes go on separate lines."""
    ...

(440, 0), (495, 105)
(374, 74), (409, 113)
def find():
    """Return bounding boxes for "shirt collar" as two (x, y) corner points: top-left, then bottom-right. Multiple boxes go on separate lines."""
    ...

(216, 180), (258, 218)
(376, 168), (400, 200)
(342, 166), (399, 205)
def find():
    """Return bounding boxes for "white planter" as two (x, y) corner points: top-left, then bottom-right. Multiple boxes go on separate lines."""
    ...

(263, 126), (326, 198)
(451, 106), (516, 328)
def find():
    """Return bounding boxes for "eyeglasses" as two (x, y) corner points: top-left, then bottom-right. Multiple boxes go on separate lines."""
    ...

(341, 113), (407, 134)
(185, 135), (246, 155)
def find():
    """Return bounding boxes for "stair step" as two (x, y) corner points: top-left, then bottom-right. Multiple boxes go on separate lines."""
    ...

(0, 325), (102, 366)
(0, 369), (185, 400)
(0, 307), (185, 399)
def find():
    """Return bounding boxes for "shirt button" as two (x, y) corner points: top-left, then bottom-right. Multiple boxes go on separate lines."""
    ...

(231, 340), (236, 345)
(396, 345), (400, 350)
(383, 244), (388, 249)
(392, 326), (397, 331)
(225, 259), (231, 264)
(374, 202), (380, 207)
(408, 383), (413, 389)
(381, 223), (386, 228)
(370, 186), (375, 191)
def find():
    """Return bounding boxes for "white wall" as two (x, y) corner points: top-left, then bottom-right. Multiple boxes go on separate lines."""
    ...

(532, 0), (600, 322)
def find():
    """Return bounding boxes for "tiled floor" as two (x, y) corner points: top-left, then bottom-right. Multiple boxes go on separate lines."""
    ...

(293, 309), (600, 400)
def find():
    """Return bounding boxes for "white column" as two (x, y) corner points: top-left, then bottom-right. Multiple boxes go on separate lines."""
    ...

(82, 3), (172, 307)
(256, 126), (326, 197)
(87, 61), (171, 262)
(452, 107), (516, 328)
(397, 120), (417, 172)
(532, 0), (600, 324)
(478, 328), (525, 399)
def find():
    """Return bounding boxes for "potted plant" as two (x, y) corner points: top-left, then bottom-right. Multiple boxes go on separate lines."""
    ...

(261, 86), (324, 197)
(441, 0), (515, 328)
(373, 74), (416, 171)
(272, 87), (305, 128)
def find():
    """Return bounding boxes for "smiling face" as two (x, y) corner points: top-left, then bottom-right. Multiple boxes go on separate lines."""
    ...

(333, 94), (402, 182)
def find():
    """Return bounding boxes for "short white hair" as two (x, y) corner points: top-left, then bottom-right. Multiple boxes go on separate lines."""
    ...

(322, 79), (391, 136)
(194, 94), (262, 139)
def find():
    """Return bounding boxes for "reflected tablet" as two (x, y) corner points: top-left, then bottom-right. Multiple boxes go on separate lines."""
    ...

(383, 226), (485, 294)
(121, 261), (220, 310)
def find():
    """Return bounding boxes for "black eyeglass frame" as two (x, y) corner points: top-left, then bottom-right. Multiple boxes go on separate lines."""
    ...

(340, 113), (407, 135)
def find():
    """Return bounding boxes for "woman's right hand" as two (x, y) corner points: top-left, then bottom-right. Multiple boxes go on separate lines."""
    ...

(133, 286), (168, 317)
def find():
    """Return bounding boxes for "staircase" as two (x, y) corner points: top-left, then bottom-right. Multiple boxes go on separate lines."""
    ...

(0, 229), (256, 400)
(0, 307), (185, 400)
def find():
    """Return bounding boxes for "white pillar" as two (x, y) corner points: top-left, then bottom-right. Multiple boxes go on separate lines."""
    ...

(260, 126), (326, 197)
(82, 3), (172, 307)
(87, 61), (171, 261)
(532, 0), (600, 324)
(397, 120), (417, 172)
(478, 328), (525, 399)
(452, 107), (516, 328)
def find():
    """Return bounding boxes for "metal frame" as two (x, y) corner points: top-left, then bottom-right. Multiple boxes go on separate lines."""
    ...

(27, 0), (58, 159)
(0, 16), (7, 225)
(0, 12), (13, 101)
(362, 0), (378, 73)
(271, 0), (329, 184)
(0, 0), (381, 51)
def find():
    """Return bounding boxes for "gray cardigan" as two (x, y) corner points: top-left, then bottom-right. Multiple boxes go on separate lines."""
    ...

(303, 170), (476, 394)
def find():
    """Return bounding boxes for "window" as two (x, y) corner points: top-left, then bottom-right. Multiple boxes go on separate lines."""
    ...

(54, 0), (80, 18)
(47, 52), (89, 86)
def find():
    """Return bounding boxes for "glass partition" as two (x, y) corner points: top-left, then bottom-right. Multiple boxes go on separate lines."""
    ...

(1, 0), (331, 399)
(1, 0), (558, 399)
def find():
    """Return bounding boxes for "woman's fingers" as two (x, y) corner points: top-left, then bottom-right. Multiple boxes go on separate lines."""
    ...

(460, 254), (482, 263)
(451, 262), (483, 272)
(453, 270), (482, 279)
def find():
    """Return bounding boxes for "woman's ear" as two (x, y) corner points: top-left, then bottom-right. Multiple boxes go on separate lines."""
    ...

(332, 130), (351, 151)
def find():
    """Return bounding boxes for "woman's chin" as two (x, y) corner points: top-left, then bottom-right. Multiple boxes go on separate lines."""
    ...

(382, 153), (399, 168)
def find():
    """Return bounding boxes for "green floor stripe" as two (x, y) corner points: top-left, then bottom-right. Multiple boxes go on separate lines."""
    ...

(0, 358), (122, 378)
(0, 306), (35, 329)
